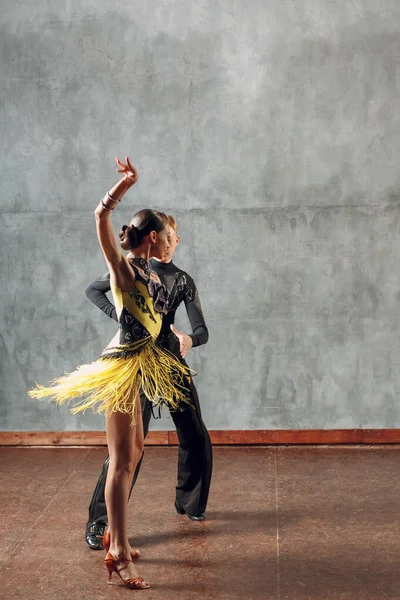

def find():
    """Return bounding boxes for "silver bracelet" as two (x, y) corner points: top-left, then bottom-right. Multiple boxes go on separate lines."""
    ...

(107, 191), (119, 203)
(101, 199), (114, 211)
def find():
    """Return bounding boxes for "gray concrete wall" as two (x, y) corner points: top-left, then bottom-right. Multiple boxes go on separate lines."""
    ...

(1, 0), (400, 431)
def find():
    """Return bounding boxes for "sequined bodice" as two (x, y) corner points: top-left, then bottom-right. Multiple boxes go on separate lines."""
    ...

(101, 258), (169, 358)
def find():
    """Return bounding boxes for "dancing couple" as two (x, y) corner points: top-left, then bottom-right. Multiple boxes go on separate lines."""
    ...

(30, 157), (212, 590)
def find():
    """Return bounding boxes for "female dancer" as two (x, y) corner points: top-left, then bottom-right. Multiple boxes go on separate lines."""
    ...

(29, 157), (191, 589)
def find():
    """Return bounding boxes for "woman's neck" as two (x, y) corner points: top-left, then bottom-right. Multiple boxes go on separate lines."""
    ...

(127, 242), (151, 261)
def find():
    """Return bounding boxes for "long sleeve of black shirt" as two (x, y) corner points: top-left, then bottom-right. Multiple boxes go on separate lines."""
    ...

(183, 277), (209, 347)
(85, 273), (118, 322)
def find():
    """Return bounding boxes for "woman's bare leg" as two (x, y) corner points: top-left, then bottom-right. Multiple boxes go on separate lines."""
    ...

(105, 391), (145, 579)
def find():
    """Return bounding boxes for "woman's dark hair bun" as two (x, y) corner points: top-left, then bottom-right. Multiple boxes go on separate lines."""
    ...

(119, 224), (138, 250)
(119, 209), (164, 251)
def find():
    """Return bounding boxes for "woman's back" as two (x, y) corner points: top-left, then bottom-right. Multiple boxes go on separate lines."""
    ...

(102, 258), (166, 359)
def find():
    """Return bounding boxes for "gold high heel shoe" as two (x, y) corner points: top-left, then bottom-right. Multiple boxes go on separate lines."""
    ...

(104, 552), (150, 589)
(102, 531), (140, 560)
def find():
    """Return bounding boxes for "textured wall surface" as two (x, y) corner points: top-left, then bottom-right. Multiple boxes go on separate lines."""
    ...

(1, 0), (400, 431)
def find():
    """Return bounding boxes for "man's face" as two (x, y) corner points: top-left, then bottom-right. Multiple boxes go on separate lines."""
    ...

(150, 225), (171, 259)
(161, 228), (180, 262)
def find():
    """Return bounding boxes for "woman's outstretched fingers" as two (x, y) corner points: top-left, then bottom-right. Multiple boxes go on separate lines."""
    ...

(126, 156), (135, 172)
(115, 156), (138, 183)
(115, 156), (126, 173)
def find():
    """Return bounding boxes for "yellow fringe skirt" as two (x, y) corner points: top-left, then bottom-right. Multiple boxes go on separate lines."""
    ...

(28, 338), (192, 424)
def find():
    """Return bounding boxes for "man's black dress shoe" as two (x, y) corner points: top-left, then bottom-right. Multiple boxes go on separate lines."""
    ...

(174, 499), (205, 521)
(85, 521), (107, 550)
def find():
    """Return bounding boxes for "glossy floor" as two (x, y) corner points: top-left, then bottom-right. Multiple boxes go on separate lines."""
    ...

(1, 446), (399, 600)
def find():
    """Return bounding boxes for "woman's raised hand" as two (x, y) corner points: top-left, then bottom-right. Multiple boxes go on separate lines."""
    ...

(115, 156), (139, 184)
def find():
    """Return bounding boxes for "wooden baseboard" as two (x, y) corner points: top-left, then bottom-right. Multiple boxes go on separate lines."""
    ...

(0, 429), (399, 446)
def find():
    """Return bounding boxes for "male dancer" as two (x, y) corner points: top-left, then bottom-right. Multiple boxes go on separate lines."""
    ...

(85, 214), (212, 549)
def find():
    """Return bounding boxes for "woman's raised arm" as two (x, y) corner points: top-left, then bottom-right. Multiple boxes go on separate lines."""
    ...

(94, 157), (138, 290)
